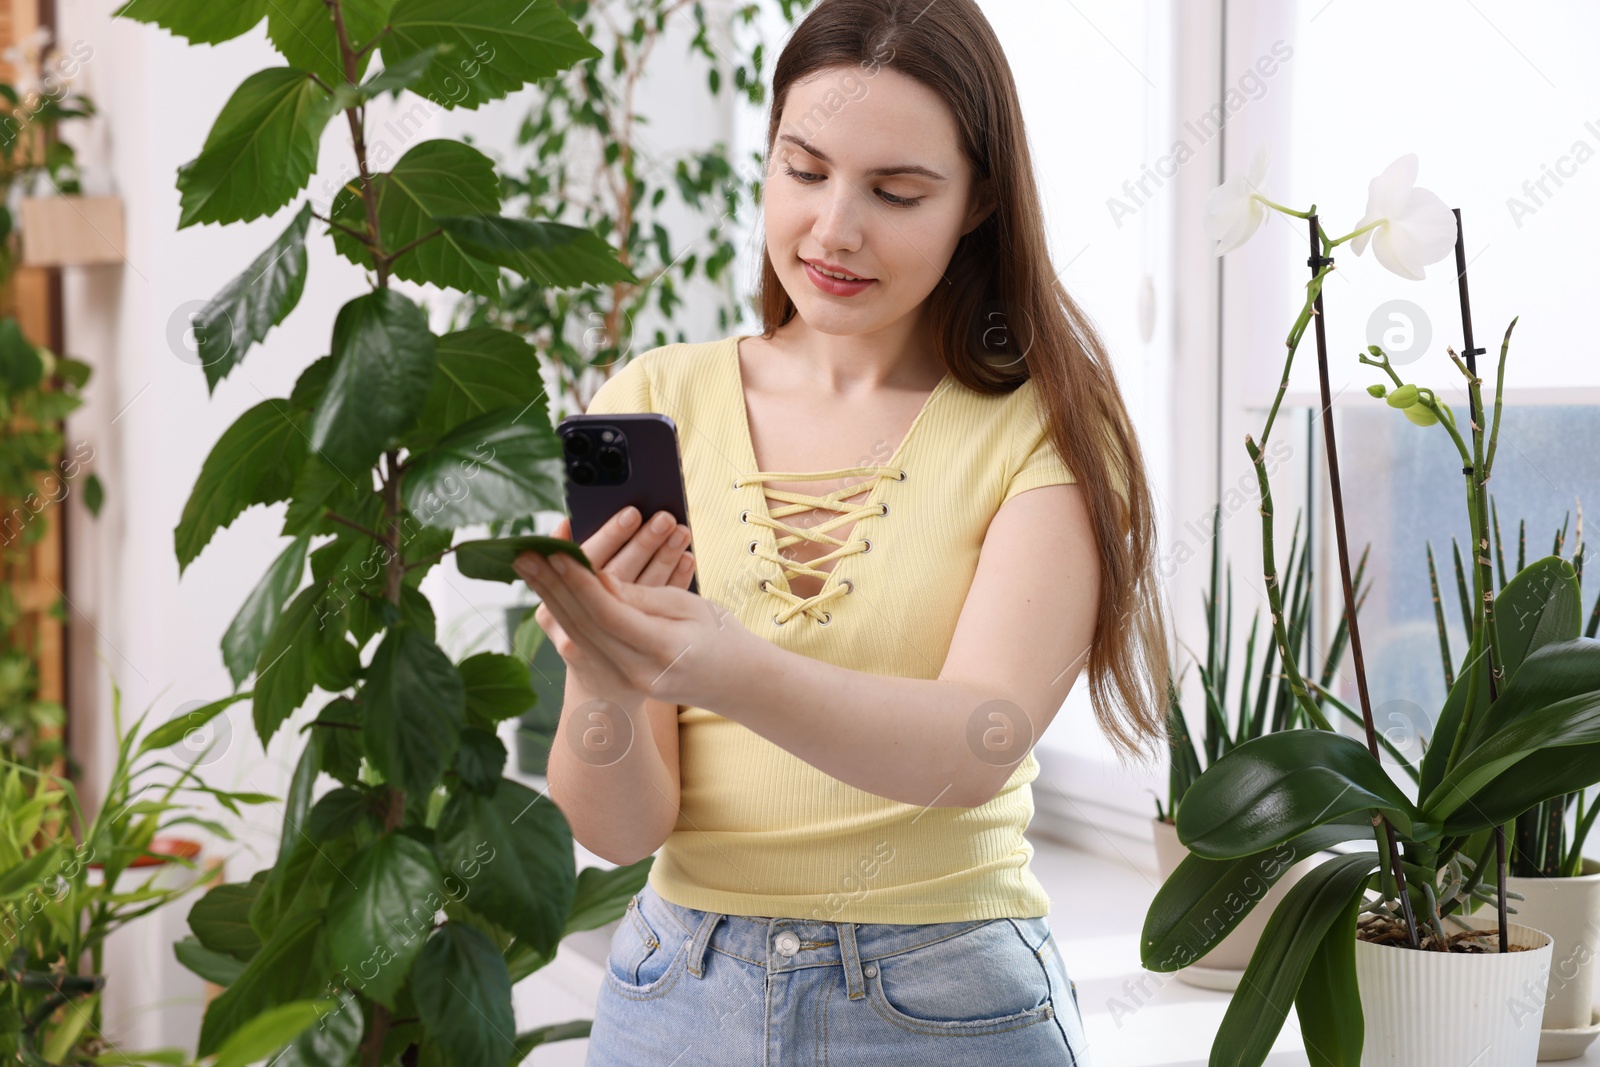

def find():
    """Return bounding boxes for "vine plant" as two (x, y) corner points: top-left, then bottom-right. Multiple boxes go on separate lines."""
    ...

(115, 2), (654, 1064)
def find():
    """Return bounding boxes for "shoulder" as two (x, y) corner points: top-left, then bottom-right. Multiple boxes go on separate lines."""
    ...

(584, 336), (733, 415)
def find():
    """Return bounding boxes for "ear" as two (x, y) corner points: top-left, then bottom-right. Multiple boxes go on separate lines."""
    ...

(962, 179), (999, 235)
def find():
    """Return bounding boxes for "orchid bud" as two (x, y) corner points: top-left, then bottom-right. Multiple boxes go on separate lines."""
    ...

(1386, 383), (1419, 409)
(1403, 402), (1439, 427)
(1367, 384), (1388, 399)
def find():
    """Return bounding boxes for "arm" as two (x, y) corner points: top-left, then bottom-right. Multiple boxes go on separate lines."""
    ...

(707, 481), (1100, 808)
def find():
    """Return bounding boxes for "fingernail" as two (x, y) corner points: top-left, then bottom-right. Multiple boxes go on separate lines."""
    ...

(652, 512), (672, 533)
(550, 553), (569, 574)
(620, 507), (640, 528)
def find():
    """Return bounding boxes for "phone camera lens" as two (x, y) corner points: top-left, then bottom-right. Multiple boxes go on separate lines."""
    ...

(564, 433), (593, 459)
(596, 446), (625, 473)
(569, 462), (597, 485)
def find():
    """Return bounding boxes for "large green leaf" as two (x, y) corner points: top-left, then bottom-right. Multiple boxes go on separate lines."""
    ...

(1208, 852), (1377, 1067)
(223, 536), (309, 688)
(194, 204), (314, 392)
(308, 289), (437, 473)
(1452, 739), (1600, 834)
(436, 214), (637, 287)
(197, 911), (326, 1057)
(326, 833), (443, 1010)
(174, 936), (247, 987)
(362, 624), (465, 795)
(113, 0), (267, 45)
(405, 328), (545, 451)
(0, 318), (42, 393)
(330, 140), (502, 296)
(1292, 872), (1365, 1067)
(1175, 730), (1422, 860)
(211, 999), (327, 1067)
(459, 652), (536, 727)
(1423, 637), (1600, 823)
(434, 779), (575, 956)
(1141, 817), (1368, 971)
(175, 398), (306, 572)
(405, 406), (565, 527)
(249, 731), (325, 934)
(564, 860), (653, 935)
(251, 585), (326, 746)
(413, 923), (516, 1067)
(1420, 555), (1582, 798)
(178, 68), (337, 228)
(267, 0), (393, 86)
(453, 535), (593, 583)
(381, 0), (601, 110)
(187, 880), (264, 961)
(274, 989), (365, 1067)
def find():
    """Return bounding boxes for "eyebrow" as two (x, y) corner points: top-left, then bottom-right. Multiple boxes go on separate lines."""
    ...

(778, 134), (948, 181)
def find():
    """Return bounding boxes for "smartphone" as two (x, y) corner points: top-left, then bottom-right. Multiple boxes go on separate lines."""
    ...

(556, 412), (698, 595)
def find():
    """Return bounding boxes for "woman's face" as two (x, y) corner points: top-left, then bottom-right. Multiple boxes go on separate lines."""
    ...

(765, 64), (993, 337)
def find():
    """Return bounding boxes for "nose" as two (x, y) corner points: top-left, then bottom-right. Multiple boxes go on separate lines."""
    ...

(810, 178), (868, 253)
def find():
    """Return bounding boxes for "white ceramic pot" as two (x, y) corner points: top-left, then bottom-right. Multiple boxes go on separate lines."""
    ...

(1354, 920), (1553, 1067)
(1150, 817), (1321, 987)
(1506, 858), (1600, 1033)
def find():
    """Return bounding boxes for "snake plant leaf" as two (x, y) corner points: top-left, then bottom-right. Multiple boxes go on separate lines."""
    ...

(413, 923), (515, 1067)
(326, 833), (444, 1010)
(1423, 637), (1600, 824)
(1419, 554), (1582, 798)
(175, 398), (307, 573)
(266, 0), (392, 86)
(1208, 852), (1378, 1067)
(307, 289), (437, 473)
(194, 203), (314, 393)
(1141, 816), (1370, 971)
(404, 328), (545, 452)
(1175, 730), (1422, 860)
(329, 140), (503, 297)
(381, 0), (602, 111)
(177, 69), (338, 228)
(435, 214), (639, 287)
(453, 535), (594, 583)
(405, 405), (565, 527)
(112, 0), (267, 45)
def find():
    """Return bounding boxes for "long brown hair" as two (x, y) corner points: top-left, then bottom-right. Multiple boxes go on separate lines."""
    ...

(756, 0), (1172, 762)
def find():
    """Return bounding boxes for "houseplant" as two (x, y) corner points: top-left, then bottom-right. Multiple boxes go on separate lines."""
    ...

(0, 677), (261, 1067)
(1142, 146), (1600, 1066)
(1427, 507), (1600, 1053)
(1156, 503), (1372, 987)
(112, 1), (661, 1063)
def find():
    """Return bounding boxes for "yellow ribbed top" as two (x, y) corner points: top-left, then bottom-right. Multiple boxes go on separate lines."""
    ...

(580, 334), (1077, 922)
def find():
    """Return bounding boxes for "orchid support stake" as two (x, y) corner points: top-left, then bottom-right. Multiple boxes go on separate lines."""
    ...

(1305, 213), (1420, 949)
(1451, 206), (1510, 953)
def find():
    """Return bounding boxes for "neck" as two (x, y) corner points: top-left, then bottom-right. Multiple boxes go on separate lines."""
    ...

(767, 312), (943, 395)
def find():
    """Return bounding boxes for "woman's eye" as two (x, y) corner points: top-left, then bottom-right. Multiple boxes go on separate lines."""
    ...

(782, 163), (923, 208)
(784, 163), (823, 183)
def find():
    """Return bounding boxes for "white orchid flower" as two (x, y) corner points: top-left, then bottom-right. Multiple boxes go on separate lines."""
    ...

(1203, 140), (1273, 256)
(1349, 154), (1458, 281)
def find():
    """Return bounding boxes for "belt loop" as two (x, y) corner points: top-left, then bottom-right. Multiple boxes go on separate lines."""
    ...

(686, 909), (724, 979)
(837, 921), (867, 1000)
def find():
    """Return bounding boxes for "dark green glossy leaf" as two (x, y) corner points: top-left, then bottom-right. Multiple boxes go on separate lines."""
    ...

(308, 289), (436, 472)
(0, 318), (42, 393)
(565, 860), (652, 935)
(459, 651), (536, 727)
(1208, 852), (1377, 1067)
(451, 726), (506, 793)
(249, 731), (325, 935)
(113, 0), (267, 45)
(326, 833), (443, 1010)
(187, 881), (263, 960)
(274, 989), (364, 1067)
(311, 696), (365, 786)
(176, 398), (306, 572)
(1141, 817), (1368, 971)
(405, 406), (564, 527)
(194, 204), (314, 392)
(436, 214), (637, 287)
(197, 911), (326, 1057)
(266, 0), (392, 86)
(251, 586), (325, 746)
(211, 999), (327, 1067)
(381, 0), (601, 111)
(363, 624), (465, 795)
(1175, 730), (1422, 859)
(405, 328), (545, 451)
(1294, 880), (1364, 1067)
(358, 46), (447, 99)
(178, 68), (337, 228)
(174, 935), (247, 986)
(453, 535), (592, 583)
(413, 923), (516, 1067)
(330, 140), (501, 296)
(223, 536), (309, 688)
(434, 778), (575, 956)
(307, 787), (379, 841)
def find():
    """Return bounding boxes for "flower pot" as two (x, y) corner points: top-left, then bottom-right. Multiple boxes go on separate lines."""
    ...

(1354, 920), (1553, 1066)
(1150, 817), (1320, 989)
(1506, 857), (1600, 1058)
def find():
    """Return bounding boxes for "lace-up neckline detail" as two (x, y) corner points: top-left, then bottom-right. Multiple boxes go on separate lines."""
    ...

(726, 334), (951, 627)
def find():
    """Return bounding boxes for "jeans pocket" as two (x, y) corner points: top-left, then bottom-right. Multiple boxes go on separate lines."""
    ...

(867, 919), (1054, 1035)
(605, 890), (684, 995)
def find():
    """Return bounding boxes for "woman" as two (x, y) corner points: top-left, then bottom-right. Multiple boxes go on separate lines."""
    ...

(516, 0), (1170, 1062)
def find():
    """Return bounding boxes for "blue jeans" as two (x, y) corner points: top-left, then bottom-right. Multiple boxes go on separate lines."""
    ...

(585, 881), (1090, 1066)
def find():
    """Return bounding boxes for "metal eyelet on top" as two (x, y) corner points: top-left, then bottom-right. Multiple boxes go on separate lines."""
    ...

(816, 612), (831, 625)
(749, 540), (759, 554)
(839, 578), (854, 594)
(732, 478), (742, 490)
(896, 469), (906, 480)
(859, 538), (872, 553)
(740, 510), (750, 523)
(772, 613), (788, 626)
(878, 503), (889, 516)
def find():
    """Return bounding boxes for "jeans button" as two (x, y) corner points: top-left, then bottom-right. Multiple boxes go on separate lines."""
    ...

(775, 932), (800, 957)
(863, 963), (878, 978)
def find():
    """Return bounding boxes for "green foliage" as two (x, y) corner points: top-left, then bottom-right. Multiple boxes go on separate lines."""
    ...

(193, 203), (314, 392)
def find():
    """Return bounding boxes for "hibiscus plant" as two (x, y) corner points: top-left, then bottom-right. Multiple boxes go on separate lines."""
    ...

(114, 2), (656, 1064)
(1144, 145), (1600, 1066)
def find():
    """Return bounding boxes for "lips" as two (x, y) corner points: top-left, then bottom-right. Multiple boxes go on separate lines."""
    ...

(801, 257), (873, 282)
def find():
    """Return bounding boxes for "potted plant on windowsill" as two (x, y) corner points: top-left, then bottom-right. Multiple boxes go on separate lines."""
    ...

(1155, 503), (1370, 989)
(1430, 505), (1600, 1057)
(1142, 144), (1600, 1067)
